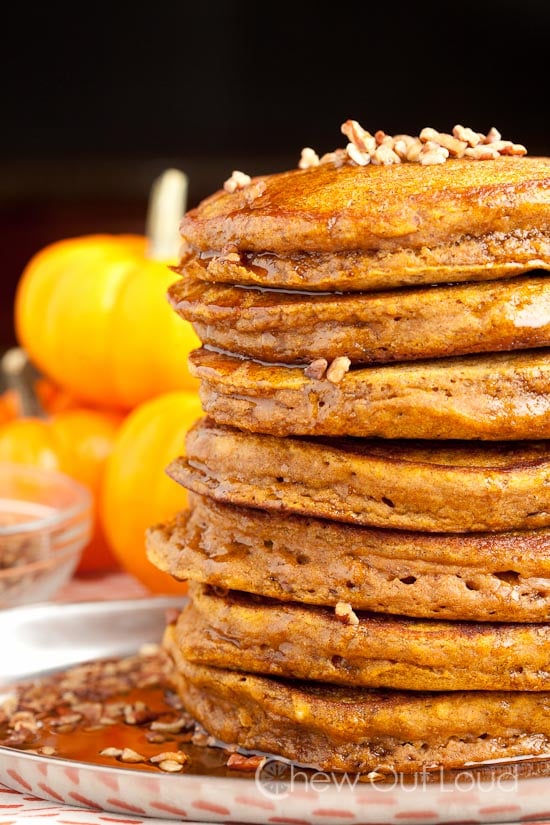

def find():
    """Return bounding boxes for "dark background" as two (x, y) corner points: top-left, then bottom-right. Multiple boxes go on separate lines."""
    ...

(1, 0), (549, 349)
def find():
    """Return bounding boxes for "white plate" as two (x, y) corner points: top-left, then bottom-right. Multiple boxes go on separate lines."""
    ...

(2, 599), (550, 824)
(0, 596), (185, 685)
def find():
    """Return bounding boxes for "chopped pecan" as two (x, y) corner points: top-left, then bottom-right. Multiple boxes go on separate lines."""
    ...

(346, 142), (370, 166)
(299, 147), (320, 169)
(341, 119), (376, 154)
(452, 124), (481, 146)
(120, 747), (147, 763)
(335, 601), (360, 626)
(484, 127), (502, 143)
(302, 121), (529, 169)
(326, 356), (351, 384)
(227, 753), (267, 771)
(150, 750), (188, 764)
(158, 759), (185, 772)
(223, 170), (252, 193)
(304, 358), (328, 380)
(371, 144), (401, 165)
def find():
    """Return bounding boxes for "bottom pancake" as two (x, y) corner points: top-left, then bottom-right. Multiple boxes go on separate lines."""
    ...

(174, 583), (550, 691)
(165, 625), (550, 774)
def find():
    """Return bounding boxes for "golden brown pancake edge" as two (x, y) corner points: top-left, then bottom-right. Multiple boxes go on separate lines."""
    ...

(145, 495), (550, 621)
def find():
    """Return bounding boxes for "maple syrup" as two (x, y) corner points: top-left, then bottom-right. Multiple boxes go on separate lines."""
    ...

(3, 657), (550, 788)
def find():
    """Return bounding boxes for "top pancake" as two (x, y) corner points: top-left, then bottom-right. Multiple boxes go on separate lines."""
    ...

(177, 157), (550, 291)
(180, 157), (550, 255)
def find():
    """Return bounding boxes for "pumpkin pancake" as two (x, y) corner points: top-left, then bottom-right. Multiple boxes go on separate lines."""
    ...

(146, 495), (550, 622)
(179, 156), (550, 254)
(174, 583), (550, 691)
(177, 231), (550, 293)
(168, 417), (550, 533)
(165, 625), (550, 774)
(168, 274), (550, 364)
(177, 157), (550, 292)
(176, 157), (550, 293)
(189, 346), (550, 440)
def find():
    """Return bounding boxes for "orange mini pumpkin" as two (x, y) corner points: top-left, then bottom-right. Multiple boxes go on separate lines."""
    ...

(15, 169), (199, 411)
(15, 234), (200, 410)
(101, 390), (202, 594)
(0, 407), (124, 573)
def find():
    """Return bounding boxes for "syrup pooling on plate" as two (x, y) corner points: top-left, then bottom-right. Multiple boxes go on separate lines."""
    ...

(0, 645), (253, 779)
(4, 646), (550, 790)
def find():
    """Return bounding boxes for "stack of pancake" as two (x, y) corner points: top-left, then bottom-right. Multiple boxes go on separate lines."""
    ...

(146, 124), (550, 775)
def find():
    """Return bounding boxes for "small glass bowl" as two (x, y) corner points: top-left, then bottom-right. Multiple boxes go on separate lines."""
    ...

(0, 463), (93, 608)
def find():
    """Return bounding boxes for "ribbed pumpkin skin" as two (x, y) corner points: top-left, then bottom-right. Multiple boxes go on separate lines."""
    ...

(0, 408), (124, 572)
(15, 235), (200, 410)
(100, 391), (202, 594)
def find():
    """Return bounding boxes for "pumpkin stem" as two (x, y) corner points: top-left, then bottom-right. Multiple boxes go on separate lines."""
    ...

(1, 348), (46, 418)
(146, 168), (188, 261)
